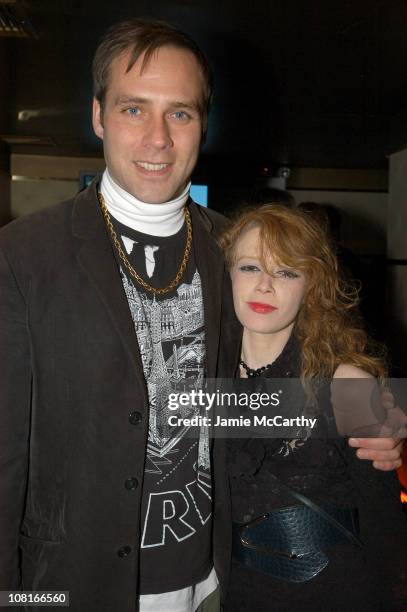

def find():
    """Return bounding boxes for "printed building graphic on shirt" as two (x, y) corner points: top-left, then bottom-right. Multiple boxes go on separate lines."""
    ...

(115, 228), (212, 572)
(121, 269), (208, 459)
(120, 256), (212, 552)
(122, 256), (211, 547)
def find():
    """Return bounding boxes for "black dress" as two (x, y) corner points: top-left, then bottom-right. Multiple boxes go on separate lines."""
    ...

(225, 336), (407, 611)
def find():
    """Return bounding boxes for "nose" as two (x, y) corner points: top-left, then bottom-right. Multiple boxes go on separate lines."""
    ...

(256, 271), (274, 293)
(143, 114), (173, 150)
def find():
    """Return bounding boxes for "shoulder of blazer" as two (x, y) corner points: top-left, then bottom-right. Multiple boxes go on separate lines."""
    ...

(0, 175), (104, 245)
(0, 196), (74, 245)
(187, 199), (231, 240)
(0, 194), (80, 276)
(0, 180), (103, 282)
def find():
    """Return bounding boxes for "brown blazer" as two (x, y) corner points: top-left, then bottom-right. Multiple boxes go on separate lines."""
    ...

(0, 179), (241, 611)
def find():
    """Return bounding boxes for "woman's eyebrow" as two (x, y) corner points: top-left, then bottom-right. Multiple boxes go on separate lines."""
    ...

(235, 255), (259, 262)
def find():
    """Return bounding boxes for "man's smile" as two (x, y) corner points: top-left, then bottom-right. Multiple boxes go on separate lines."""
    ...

(135, 161), (172, 173)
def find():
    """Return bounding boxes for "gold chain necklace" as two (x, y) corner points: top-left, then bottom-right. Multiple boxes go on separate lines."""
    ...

(97, 191), (193, 296)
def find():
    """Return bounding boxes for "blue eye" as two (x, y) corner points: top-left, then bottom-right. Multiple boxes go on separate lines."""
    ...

(172, 110), (189, 121)
(126, 107), (141, 116)
(239, 265), (260, 273)
(275, 269), (300, 279)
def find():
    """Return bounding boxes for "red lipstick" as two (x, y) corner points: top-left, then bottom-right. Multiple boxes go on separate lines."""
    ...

(247, 302), (277, 313)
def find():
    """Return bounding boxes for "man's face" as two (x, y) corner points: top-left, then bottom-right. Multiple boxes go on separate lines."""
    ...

(92, 46), (204, 203)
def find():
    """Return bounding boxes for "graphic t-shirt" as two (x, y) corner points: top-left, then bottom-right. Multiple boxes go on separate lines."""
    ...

(112, 217), (212, 595)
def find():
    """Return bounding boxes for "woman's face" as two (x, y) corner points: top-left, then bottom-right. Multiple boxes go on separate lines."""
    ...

(230, 226), (307, 337)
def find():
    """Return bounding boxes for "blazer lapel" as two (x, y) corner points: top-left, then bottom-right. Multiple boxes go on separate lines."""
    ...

(72, 181), (148, 400)
(189, 203), (225, 379)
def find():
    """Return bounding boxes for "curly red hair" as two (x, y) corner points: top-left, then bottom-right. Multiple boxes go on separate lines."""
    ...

(220, 204), (386, 382)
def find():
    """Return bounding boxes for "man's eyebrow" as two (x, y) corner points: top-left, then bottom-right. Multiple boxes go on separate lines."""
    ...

(115, 96), (149, 105)
(171, 100), (200, 112)
(114, 95), (200, 112)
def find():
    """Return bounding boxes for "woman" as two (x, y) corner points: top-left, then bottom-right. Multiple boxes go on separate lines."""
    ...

(220, 205), (406, 611)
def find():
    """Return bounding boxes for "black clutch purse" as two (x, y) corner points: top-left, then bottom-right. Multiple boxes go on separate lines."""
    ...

(232, 480), (363, 583)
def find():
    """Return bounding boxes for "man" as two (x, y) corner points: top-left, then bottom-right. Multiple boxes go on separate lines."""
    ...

(0, 18), (402, 612)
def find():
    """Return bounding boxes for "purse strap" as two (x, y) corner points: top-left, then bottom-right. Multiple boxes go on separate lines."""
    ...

(277, 480), (364, 548)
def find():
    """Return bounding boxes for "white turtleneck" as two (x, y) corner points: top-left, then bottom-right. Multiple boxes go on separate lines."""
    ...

(100, 169), (190, 237)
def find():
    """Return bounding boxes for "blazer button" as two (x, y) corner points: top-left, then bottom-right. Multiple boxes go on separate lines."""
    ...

(129, 411), (142, 425)
(117, 546), (132, 558)
(124, 477), (139, 490)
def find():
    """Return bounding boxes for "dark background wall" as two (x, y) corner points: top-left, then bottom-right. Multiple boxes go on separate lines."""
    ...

(2, 0), (407, 372)
(0, 37), (10, 224)
(5, 0), (407, 168)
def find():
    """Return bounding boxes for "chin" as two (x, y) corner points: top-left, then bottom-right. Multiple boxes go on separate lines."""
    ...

(241, 321), (277, 335)
(129, 190), (166, 204)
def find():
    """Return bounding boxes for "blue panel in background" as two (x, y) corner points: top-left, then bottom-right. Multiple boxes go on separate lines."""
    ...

(190, 184), (208, 207)
(80, 173), (96, 189)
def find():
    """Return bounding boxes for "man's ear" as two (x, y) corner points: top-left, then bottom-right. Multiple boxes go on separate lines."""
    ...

(92, 97), (104, 140)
